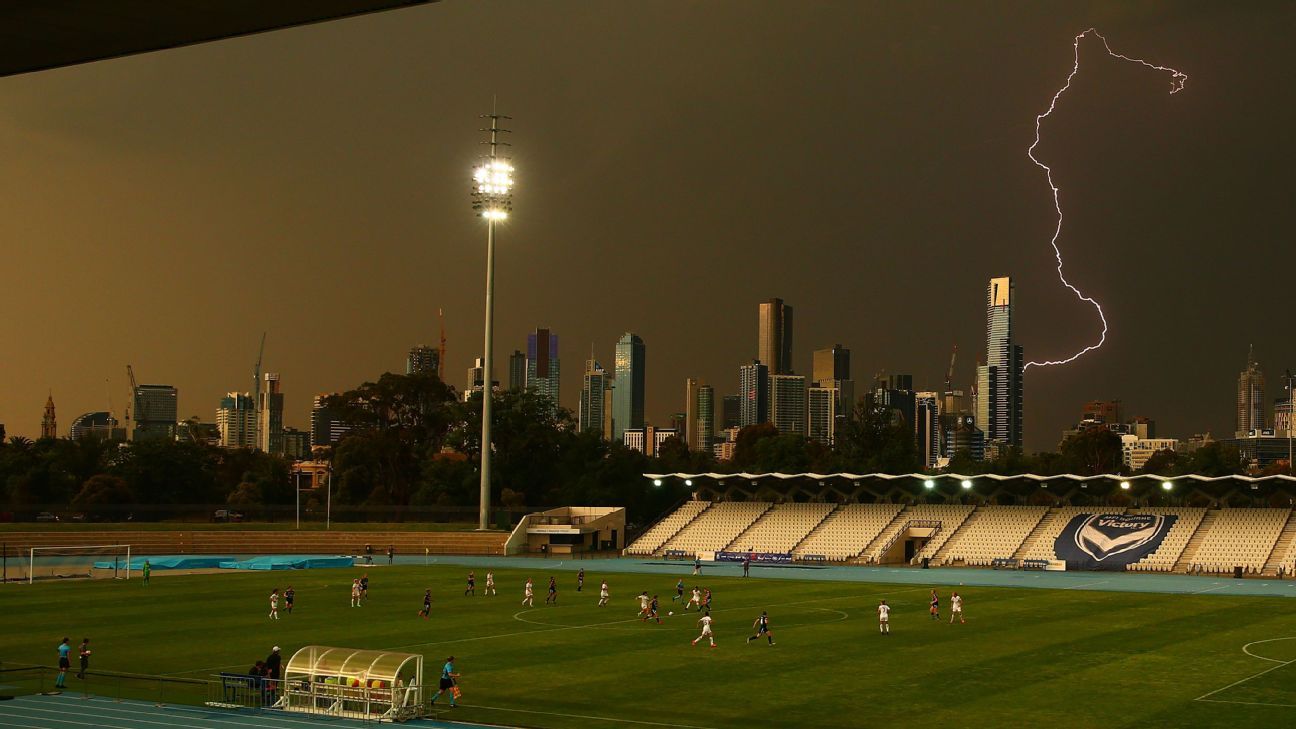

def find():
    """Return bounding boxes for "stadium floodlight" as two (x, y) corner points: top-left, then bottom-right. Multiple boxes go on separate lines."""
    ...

(653, 479), (663, 487)
(923, 479), (935, 489)
(1162, 481), (1174, 491)
(684, 479), (693, 486)
(472, 103), (514, 531)
(961, 479), (972, 489)
(1120, 481), (1131, 490)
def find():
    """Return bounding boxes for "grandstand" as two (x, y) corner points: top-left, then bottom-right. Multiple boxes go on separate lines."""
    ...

(725, 502), (834, 554)
(934, 505), (1048, 566)
(659, 501), (770, 556)
(793, 503), (903, 561)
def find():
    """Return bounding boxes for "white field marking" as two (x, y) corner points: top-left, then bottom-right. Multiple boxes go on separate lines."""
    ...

(1196, 698), (1296, 708)
(457, 702), (720, 729)
(1061, 580), (1110, 590)
(1193, 637), (1296, 703)
(69, 697), (386, 729)
(0, 703), (293, 729)
(511, 605), (850, 632)
(1194, 584), (1231, 594)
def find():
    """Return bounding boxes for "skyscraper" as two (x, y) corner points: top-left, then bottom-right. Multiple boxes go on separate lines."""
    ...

(526, 328), (561, 409)
(812, 345), (850, 383)
(580, 357), (611, 437)
(406, 345), (441, 377)
(808, 385), (839, 445)
(915, 392), (940, 469)
(69, 412), (122, 441)
(40, 393), (56, 439)
(613, 332), (646, 442)
(217, 392), (256, 449)
(1237, 345), (1267, 436)
(132, 384), (178, 442)
(739, 360), (770, 427)
(507, 350), (527, 391)
(697, 384), (715, 452)
(310, 394), (352, 448)
(257, 372), (284, 455)
(974, 276), (1023, 450)
(721, 395), (741, 430)
(758, 298), (794, 375)
(771, 374), (807, 436)
(813, 344), (854, 428)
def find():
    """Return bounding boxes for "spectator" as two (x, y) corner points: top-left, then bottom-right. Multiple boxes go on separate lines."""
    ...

(264, 646), (282, 680)
(76, 638), (91, 679)
(387, 545), (394, 565)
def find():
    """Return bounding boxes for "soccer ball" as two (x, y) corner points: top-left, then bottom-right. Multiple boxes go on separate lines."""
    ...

(668, 611), (674, 616)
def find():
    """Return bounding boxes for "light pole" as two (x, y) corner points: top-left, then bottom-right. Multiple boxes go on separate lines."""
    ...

(1286, 370), (1294, 476)
(472, 106), (513, 531)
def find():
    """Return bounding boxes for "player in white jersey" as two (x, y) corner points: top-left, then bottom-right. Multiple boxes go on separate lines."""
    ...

(522, 578), (534, 607)
(692, 611), (716, 648)
(637, 591), (651, 618)
(685, 587), (702, 611)
(950, 592), (964, 624)
(598, 580), (609, 607)
(877, 600), (890, 634)
(269, 589), (279, 620)
(485, 571), (496, 596)
(351, 579), (362, 608)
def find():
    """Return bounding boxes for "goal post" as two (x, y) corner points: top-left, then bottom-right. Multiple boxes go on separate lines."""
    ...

(28, 544), (132, 584)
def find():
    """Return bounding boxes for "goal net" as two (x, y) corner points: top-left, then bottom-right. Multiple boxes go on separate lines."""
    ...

(26, 545), (132, 584)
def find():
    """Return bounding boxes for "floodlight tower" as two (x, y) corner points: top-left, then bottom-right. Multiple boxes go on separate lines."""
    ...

(471, 104), (513, 531)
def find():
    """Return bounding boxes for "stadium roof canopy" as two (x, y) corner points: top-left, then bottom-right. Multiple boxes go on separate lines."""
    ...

(644, 472), (1296, 483)
(0, 0), (438, 78)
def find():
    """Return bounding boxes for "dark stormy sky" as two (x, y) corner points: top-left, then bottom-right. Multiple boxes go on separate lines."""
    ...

(2, 1), (1293, 451)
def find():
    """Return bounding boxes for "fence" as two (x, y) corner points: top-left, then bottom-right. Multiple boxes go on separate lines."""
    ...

(0, 662), (207, 707)
(0, 503), (546, 525)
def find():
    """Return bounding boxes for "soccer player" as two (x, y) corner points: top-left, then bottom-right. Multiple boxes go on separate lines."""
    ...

(577, 568), (585, 592)
(142, 559), (150, 586)
(429, 656), (459, 708)
(747, 612), (775, 645)
(545, 576), (558, 605)
(76, 638), (91, 679)
(360, 574), (370, 604)
(685, 587), (702, 611)
(637, 591), (651, 618)
(419, 589), (432, 619)
(692, 557), (702, 576)
(878, 599), (891, 635)
(598, 580), (609, 607)
(703, 588), (713, 611)
(285, 586), (295, 614)
(269, 588), (280, 620)
(692, 611), (716, 648)
(672, 578), (685, 602)
(929, 590), (939, 621)
(465, 571), (476, 597)
(55, 637), (70, 688)
(950, 592), (965, 625)
(485, 571), (496, 596)
(645, 594), (662, 624)
(351, 579), (362, 608)
(742, 557), (750, 577)
(523, 578), (534, 607)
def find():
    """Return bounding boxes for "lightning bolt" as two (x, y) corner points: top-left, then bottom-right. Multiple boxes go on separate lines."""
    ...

(1024, 29), (1187, 370)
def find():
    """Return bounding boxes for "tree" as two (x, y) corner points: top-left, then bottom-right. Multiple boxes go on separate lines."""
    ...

(70, 474), (135, 521)
(1140, 448), (1181, 476)
(731, 423), (778, 469)
(1059, 429), (1124, 475)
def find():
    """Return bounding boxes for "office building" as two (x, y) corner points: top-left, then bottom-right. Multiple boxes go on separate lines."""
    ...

(916, 392), (940, 469)
(69, 411), (123, 441)
(1120, 435), (1180, 472)
(310, 394), (352, 448)
(808, 386), (839, 445)
(622, 425), (677, 457)
(613, 332), (646, 441)
(1083, 400), (1121, 425)
(257, 372), (284, 455)
(406, 345), (441, 377)
(874, 377), (916, 431)
(1237, 345), (1267, 437)
(758, 298), (794, 375)
(944, 414), (986, 462)
(282, 427), (310, 460)
(580, 357), (612, 437)
(974, 276), (1024, 450)
(771, 374), (807, 436)
(1226, 432), (1290, 470)
(507, 350), (527, 391)
(40, 393), (56, 439)
(132, 384), (178, 442)
(721, 395), (740, 430)
(812, 344), (850, 384)
(739, 360), (770, 427)
(696, 384), (715, 452)
(526, 328), (561, 410)
(464, 356), (499, 402)
(217, 392), (256, 449)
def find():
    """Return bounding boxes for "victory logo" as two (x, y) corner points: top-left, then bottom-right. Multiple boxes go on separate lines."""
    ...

(1055, 513), (1177, 570)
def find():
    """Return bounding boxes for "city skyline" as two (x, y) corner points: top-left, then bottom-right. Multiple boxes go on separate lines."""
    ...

(2, 3), (1294, 450)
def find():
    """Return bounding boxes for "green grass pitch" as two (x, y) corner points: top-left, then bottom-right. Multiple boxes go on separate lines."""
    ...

(2, 565), (1294, 728)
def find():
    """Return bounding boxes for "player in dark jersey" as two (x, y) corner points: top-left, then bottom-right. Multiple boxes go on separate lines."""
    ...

(284, 586), (295, 614)
(746, 611), (775, 645)
(577, 568), (585, 592)
(673, 578), (685, 602)
(644, 595), (662, 624)
(703, 588), (713, 611)
(419, 589), (432, 619)
(465, 572), (475, 597)
(359, 574), (369, 604)
(929, 590), (939, 621)
(545, 576), (558, 604)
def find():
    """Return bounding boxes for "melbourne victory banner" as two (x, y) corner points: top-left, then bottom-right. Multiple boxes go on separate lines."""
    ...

(1053, 513), (1177, 570)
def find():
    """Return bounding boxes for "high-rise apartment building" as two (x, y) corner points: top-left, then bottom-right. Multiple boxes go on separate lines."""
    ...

(132, 384), (178, 442)
(580, 358), (612, 438)
(1237, 345), (1267, 436)
(406, 345), (441, 377)
(739, 360), (770, 427)
(217, 392), (256, 449)
(622, 425), (677, 457)
(257, 372), (284, 455)
(507, 350), (527, 391)
(310, 394), (352, 448)
(526, 328), (561, 410)
(696, 384), (715, 452)
(974, 276), (1023, 450)
(613, 333), (646, 442)
(721, 395), (740, 430)
(808, 386), (839, 445)
(770, 374), (807, 436)
(758, 298), (794, 375)
(915, 392), (940, 469)
(281, 427), (310, 460)
(40, 393), (57, 439)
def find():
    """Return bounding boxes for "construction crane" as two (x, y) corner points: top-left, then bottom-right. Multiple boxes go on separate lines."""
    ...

(437, 308), (447, 380)
(253, 332), (266, 447)
(944, 345), (958, 394)
(125, 364), (139, 439)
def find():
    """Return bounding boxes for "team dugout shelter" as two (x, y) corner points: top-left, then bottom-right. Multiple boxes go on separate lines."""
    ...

(281, 646), (423, 721)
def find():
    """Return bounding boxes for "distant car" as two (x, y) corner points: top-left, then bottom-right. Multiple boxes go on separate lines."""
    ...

(212, 509), (244, 523)
(70, 513), (86, 522)
(35, 512), (59, 522)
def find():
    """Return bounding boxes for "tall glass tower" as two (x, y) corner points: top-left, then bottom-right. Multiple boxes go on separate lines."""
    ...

(613, 333), (645, 442)
(974, 277), (1023, 450)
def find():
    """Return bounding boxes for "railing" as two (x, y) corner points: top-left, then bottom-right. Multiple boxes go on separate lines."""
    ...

(870, 519), (941, 564)
(0, 662), (208, 706)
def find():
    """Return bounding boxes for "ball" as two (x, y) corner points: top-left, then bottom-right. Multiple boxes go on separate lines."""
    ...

(668, 611), (674, 616)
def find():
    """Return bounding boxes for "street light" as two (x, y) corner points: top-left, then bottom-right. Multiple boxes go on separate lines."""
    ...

(472, 105), (513, 531)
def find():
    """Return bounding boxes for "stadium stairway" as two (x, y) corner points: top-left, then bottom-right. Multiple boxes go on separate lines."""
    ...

(859, 506), (912, 563)
(624, 501), (711, 556)
(1013, 507), (1071, 561)
(1171, 510), (1217, 572)
(1262, 510), (1296, 576)
(723, 502), (835, 554)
